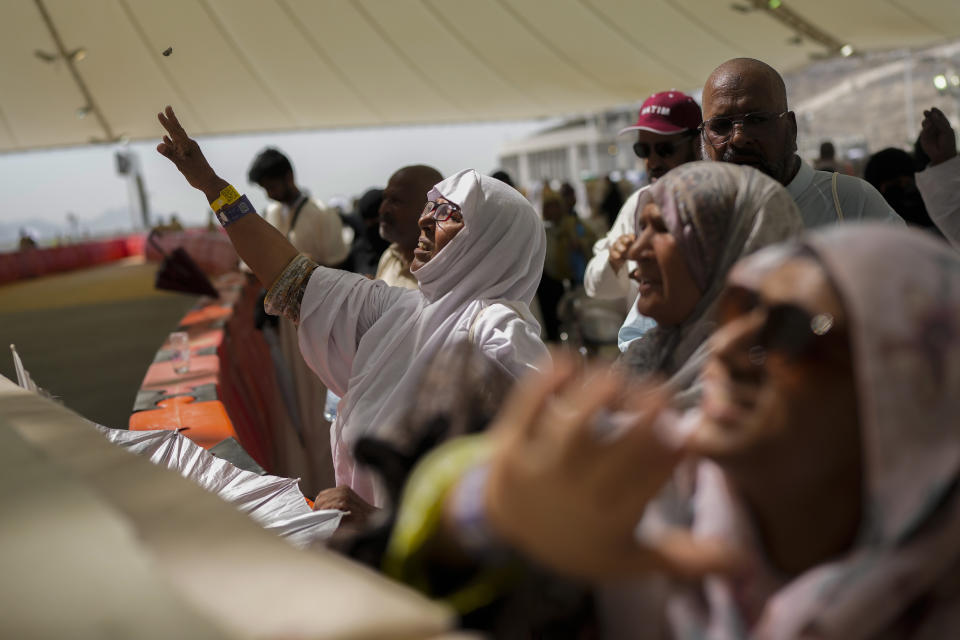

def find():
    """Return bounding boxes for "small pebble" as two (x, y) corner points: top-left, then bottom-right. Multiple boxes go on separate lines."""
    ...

(162, 47), (173, 56)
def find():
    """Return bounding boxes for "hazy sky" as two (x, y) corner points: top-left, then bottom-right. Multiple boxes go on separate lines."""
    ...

(0, 118), (548, 234)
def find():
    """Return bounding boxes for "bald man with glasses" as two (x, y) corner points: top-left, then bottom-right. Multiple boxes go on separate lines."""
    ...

(700, 58), (902, 228)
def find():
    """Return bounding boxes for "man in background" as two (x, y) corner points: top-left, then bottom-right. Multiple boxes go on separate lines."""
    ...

(699, 58), (900, 227)
(249, 148), (349, 268)
(376, 165), (443, 290)
(247, 147), (350, 493)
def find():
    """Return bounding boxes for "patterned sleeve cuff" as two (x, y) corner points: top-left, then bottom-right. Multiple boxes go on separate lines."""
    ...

(264, 254), (318, 324)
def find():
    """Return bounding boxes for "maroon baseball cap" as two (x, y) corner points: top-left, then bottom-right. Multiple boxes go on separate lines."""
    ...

(618, 91), (702, 136)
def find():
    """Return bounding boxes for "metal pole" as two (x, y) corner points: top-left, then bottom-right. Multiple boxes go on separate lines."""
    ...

(33, 0), (115, 142)
(134, 172), (151, 228)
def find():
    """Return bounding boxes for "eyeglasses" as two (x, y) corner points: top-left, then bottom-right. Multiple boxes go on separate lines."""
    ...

(715, 285), (841, 361)
(632, 131), (696, 159)
(699, 111), (787, 147)
(422, 200), (462, 224)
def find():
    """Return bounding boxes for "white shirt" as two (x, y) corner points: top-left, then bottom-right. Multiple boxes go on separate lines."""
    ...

(266, 195), (349, 266)
(297, 169), (549, 507)
(583, 188), (644, 306)
(785, 160), (903, 227)
(299, 270), (547, 507)
(916, 154), (960, 249)
(375, 243), (419, 290)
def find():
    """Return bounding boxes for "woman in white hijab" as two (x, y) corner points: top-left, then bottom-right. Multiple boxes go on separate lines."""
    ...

(286, 168), (547, 506)
(155, 107), (547, 510)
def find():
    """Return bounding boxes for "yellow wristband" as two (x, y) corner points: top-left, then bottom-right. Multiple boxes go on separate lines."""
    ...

(209, 184), (241, 212)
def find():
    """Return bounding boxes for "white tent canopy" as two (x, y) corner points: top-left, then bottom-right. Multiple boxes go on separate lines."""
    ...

(2, 0), (959, 152)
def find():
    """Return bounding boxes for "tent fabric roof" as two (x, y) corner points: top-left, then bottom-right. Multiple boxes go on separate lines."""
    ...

(2, 0), (959, 152)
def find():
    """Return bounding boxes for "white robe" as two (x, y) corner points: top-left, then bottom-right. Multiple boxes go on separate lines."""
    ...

(297, 169), (549, 506)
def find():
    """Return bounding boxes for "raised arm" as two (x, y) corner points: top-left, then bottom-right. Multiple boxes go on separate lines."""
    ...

(155, 106), (297, 287)
(917, 107), (960, 248)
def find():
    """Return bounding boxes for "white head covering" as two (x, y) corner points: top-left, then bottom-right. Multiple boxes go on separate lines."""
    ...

(621, 162), (804, 406)
(415, 169), (545, 304)
(326, 169), (546, 505)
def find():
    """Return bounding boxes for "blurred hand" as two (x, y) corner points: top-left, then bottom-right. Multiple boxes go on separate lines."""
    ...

(313, 485), (377, 528)
(483, 355), (737, 582)
(156, 106), (222, 194)
(608, 233), (636, 272)
(920, 107), (958, 167)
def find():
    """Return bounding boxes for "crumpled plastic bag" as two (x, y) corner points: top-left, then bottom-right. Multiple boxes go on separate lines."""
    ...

(95, 426), (343, 548)
(11, 343), (341, 547)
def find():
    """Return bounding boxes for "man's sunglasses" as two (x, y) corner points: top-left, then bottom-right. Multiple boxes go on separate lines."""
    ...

(632, 132), (696, 160)
(422, 200), (462, 224)
(716, 284), (841, 361)
(699, 111), (787, 147)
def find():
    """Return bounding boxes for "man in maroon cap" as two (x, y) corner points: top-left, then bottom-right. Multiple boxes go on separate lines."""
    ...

(584, 90), (702, 309)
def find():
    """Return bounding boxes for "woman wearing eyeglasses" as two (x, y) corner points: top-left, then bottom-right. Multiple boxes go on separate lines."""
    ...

(154, 107), (548, 513)
(476, 223), (960, 639)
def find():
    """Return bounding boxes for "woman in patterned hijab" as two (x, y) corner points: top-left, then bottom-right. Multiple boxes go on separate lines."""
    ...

(620, 161), (804, 405)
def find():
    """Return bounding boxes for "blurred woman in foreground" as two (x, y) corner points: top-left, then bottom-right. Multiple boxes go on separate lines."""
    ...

(469, 224), (960, 638)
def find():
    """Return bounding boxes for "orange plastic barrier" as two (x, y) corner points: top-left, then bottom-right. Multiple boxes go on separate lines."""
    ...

(129, 396), (238, 449)
(129, 263), (287, 472)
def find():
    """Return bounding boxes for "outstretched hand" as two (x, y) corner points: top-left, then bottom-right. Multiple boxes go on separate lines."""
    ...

(483, 355), (740, 582)
(919, 107), (958, 167)
(313, 485), (378, 531)
(156, 106), (222, 194)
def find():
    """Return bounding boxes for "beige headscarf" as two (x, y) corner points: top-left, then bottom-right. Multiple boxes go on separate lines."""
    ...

(677, 224), (960, 639)
(621, 162), (804, 405)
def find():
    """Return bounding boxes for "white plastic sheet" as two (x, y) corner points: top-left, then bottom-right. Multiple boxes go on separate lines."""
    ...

(96, 426), (343, 548)
(10, 344), (342, 548)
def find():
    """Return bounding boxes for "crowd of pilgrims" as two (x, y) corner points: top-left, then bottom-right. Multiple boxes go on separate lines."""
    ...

(156, 57), (960, 638)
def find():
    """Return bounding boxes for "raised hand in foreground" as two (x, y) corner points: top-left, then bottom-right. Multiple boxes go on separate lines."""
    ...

(920, 107), (958, 167)
(483, 355), (739, 582)
(156, 106), (226, 198)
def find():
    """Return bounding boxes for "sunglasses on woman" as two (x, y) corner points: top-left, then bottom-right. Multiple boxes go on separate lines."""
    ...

(716, 284), (841, 360)
(422, 200), (462, 224)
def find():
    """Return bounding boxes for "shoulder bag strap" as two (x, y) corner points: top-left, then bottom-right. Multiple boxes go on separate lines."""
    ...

(287, 195), (310, 239)
(831, 172), (845, 222)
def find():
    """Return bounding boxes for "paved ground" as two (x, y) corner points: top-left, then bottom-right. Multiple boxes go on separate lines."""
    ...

(0, 258), (197, 429)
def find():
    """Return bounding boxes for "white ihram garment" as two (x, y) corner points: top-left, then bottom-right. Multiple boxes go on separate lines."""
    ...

(297, 169), (548, 506)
